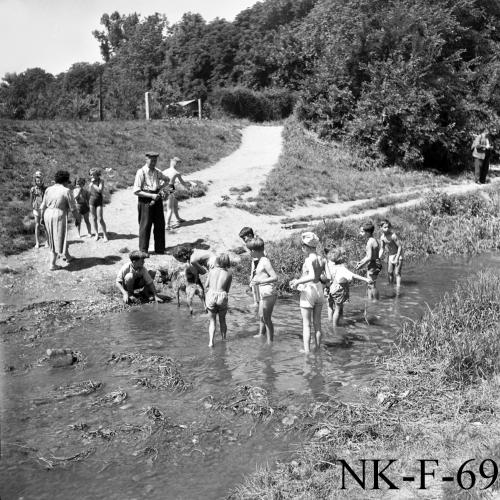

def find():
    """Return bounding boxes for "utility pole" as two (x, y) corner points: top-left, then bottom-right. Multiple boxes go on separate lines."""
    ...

(145, 92), (151, 120)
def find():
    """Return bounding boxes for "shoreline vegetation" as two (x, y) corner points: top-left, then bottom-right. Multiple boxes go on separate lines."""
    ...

(0, 118), (243, 255)
(231, 269), (500, 499)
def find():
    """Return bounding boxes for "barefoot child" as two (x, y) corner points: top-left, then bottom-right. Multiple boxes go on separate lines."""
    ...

(289, 232), (326, 353)
(325, 246), (373, 334)
(247, 237), (278, 343)
(89, 168), (109, 241)
(205, 253), (232, 347)
(355, 222), (382, 300)
(116, 250), (163, 304)
(30, 171), (46, 248)
(73, 177), (92, 237)
(239, 226), (260, 306)
(379, 219), (403, 287)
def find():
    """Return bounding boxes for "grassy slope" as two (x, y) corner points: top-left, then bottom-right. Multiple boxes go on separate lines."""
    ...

(237, 117), (464, 215)
(0, 118), (242, 255)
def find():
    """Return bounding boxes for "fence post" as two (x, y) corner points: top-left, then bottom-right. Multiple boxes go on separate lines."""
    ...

(145, 92), (151, 121)
(198, 98), (202, 120)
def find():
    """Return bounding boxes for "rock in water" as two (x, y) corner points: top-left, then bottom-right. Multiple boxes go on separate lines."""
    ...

(46, 348), (77, 367)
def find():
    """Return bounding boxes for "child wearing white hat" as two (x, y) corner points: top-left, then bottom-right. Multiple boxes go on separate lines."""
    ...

(289, 232), (326, 353)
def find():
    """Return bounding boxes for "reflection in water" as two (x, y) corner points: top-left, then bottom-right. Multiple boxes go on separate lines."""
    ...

(2, 253), (499, 499)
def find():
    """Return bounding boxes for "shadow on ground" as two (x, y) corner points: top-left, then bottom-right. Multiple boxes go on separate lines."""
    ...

(68, 255), (123, 271)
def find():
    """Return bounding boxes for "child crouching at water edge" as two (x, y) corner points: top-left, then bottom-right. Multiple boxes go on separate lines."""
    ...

(247, 237), (278, 343)
(325, 246), (373, 335)
(116, 250), (163, 304)
(205, 253), (232, 347)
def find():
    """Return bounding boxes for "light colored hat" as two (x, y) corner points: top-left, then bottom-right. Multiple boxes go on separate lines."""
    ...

(301, 231), (319, 248)
(34, 171), (43, 177)
(145, 151), (159, 158)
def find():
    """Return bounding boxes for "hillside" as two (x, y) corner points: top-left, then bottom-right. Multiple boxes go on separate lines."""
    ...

(0, 119), (242, 255)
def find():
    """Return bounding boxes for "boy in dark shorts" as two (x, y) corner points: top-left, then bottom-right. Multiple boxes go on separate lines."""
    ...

(239, 226), (260, 306)
(356, 222), (382, 300)
(379, 219), (403, 287)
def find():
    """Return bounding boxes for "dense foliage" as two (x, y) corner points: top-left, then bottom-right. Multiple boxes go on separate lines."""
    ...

(1, 0), (499, 170)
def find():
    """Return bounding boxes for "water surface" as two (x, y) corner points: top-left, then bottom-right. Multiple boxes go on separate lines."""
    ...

(1, 252), (499, 500)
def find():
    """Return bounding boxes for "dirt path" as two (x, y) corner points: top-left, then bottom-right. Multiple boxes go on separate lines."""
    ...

(1, 124), (498, 308)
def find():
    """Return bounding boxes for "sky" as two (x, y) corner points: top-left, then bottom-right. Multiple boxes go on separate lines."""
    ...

(0, 0), (259, 77)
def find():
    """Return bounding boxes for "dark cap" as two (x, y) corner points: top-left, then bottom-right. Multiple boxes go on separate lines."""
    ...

(129, 250), (149, 261)
(145, 152), (159, 158)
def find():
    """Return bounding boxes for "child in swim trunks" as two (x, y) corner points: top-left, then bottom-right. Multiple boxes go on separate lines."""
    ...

(30, 171), (46, 248)
(289, 232), (326, 353)
(325, 246), (373, 333)
(73, 177), (92, 238)
(379, 219), (403, 287)
(239, 226), (260, 307)
(356, 222), (381, 300)
(89, 168), (109, 241)
(205, 253), (232, 347)
(247, 237), (278, 343)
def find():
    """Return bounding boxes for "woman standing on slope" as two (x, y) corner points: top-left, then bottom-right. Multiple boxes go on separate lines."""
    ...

(40, 170), (79, 271)
(289, 232), (326, 353)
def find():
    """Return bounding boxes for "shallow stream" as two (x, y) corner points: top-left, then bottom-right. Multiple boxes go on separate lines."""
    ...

(1, 252), (499, 500)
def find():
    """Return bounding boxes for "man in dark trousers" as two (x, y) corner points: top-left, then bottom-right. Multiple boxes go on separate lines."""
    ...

(133, 152), (170, 254)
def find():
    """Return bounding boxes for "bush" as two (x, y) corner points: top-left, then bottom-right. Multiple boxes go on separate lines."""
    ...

(210, 86), (296, 122)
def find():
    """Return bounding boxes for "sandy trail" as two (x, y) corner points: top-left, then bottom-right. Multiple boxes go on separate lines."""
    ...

(1, 124), (498, 307)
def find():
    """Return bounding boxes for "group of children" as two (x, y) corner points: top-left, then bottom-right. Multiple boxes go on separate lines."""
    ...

(116, 221), (403, 351)
(30, 169), (109, 246)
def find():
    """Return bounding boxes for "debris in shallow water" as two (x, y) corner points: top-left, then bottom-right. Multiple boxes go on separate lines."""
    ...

(37, 447), (95, 469)
(45, 348), (82, 367)
(91, 389), (127, 406)
(107, 352), (190, 391)
(33, 380), (102, 405)
(204, 385), (285, 420)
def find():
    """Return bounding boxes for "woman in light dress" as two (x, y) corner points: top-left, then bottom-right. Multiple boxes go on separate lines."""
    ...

(40, 170), (79, 271)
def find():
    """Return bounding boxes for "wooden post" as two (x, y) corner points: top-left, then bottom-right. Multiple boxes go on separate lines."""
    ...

(145, 92), (151, 121)
(198, 98), (202, 120)
(98, 73), (103, 121)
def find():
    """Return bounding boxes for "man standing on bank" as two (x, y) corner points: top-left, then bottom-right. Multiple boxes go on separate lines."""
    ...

(133, 152), (170, 254)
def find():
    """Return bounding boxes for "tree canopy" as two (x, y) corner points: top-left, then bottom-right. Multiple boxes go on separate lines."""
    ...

(1, 0), (499, 171)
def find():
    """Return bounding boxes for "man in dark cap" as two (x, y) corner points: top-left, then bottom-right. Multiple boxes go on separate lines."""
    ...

(133, 152), (170, 254)
(115, 250), (163, 304)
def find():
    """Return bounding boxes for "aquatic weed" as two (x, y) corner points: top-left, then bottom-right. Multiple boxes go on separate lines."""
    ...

(107, 352), (190, 392)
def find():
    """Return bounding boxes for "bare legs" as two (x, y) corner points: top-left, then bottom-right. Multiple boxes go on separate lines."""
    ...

(256, 295), (277, 343)
(76, 213), (92, 237)
(208, 309), (227, 347)
(300, 305), (322, 353)
(166, 195), (184, 229)
(90, 205), (108, 241)
(34, 215), (41, 248)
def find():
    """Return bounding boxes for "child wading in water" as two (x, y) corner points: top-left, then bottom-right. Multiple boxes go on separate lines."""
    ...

(289, 232), (326, 353)
(325, 246), (373, 337)
(30, 171), (46, 248)
(379, 219), (403, 287)
(73, 177), (92, 238)
(239, 226), (260, 307)
(205, 254), (232, 347)
(89, 168), (109, 241)
(247, 237), (278, 343)
(356, 222), (382, 300)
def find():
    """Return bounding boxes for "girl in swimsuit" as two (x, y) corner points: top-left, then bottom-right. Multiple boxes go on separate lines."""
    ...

(205, 253), (233, 347)
(30, 171), (46, 248)
(247, 237), (278, 343)
(89, 168), (109, 241)
(73, 177), (92, 237)
(289, 232), (326, 353)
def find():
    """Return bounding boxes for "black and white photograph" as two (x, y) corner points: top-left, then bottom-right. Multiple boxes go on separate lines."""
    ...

(1, 0), (500, 498)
